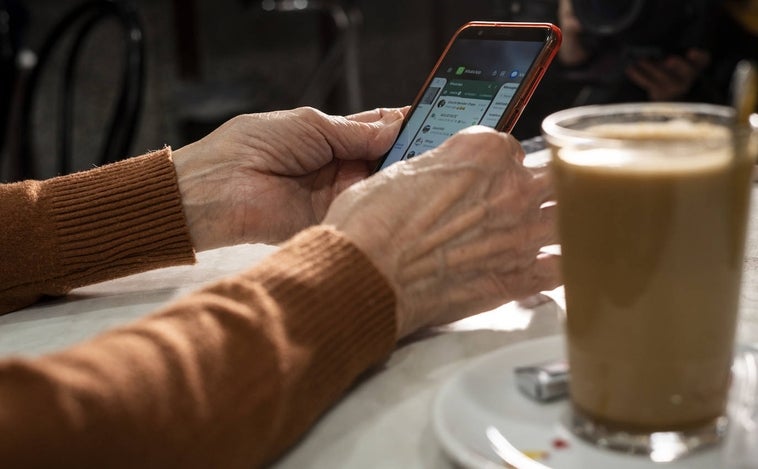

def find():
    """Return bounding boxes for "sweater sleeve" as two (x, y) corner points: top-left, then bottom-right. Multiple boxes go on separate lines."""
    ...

(0, 148), (196, 314)
(0, 226), (397, 468)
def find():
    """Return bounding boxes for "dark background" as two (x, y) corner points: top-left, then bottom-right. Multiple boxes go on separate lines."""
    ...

(3, 0), (752, 181)
(0, 0), (565, 180)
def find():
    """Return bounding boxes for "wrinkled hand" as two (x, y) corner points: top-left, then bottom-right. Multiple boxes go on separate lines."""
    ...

(171, 106), (405, 251)
(324, 127), (562, 339)
(626, 49), (711, 101)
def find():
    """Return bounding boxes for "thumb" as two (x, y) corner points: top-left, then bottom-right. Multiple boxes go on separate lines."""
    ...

(346, 106), (410, 123)
(328, 108), (405, 161)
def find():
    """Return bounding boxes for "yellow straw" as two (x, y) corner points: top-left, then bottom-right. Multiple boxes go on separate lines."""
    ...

(732, 60), (758, 125)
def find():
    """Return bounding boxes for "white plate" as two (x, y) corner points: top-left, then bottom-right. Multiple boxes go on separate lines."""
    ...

(432, 335), (730, 469)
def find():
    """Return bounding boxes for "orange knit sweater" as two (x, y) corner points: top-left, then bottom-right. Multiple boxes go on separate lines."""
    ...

(0, 149), (397, 467)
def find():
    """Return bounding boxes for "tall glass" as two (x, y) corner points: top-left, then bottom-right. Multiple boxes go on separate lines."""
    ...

(542, 103), (755, 460)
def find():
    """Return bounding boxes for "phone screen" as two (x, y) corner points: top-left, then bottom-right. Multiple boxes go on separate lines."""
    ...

(377, 26), (555, 171)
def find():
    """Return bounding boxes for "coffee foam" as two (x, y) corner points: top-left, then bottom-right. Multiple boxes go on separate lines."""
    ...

(586, 120), (729, 141)
(556, 121), (731, 174)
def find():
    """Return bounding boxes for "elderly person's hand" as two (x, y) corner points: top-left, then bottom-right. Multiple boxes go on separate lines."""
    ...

(324, 126), (561, 339)
(625, 48), (711, 101)
(171, 107), (405, 251)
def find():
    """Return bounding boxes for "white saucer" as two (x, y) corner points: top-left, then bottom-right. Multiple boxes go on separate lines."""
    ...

(432, 335), (730, 469)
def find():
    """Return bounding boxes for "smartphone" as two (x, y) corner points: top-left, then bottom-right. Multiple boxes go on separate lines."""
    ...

(375, 21), (561, 171)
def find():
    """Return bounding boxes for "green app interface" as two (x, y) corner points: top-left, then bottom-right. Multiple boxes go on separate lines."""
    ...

(380, 37), (545, 170)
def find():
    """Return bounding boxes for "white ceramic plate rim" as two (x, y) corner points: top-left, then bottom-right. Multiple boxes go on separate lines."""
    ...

(431, 334), (730, 469)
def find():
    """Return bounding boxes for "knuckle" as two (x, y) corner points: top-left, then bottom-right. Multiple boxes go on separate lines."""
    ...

(446, 129), (516, 161)
(292, 106), (326, 124)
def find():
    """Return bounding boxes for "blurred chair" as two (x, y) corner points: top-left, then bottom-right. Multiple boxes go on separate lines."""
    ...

(171, 0), (363, 147)
(13, 0), (144, 180)
(0, 0), (28, 168)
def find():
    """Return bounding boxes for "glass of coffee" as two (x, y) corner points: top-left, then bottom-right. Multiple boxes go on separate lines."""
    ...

(542, 102), (756, 460)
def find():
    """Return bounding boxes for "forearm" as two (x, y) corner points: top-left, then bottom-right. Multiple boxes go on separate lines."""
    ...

(0, 149), (196, 313)
(0, 226), (396, 468)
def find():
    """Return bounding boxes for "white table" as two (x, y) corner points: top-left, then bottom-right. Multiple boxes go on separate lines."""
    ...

(2, 189), (758, 469)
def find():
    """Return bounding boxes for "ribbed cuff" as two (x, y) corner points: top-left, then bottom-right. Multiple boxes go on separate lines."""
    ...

(43, 148), (196, 290)
(255, 226), (397, 392)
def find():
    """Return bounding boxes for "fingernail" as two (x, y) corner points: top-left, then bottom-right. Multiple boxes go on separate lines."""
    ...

(381, 108), (405, 125)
